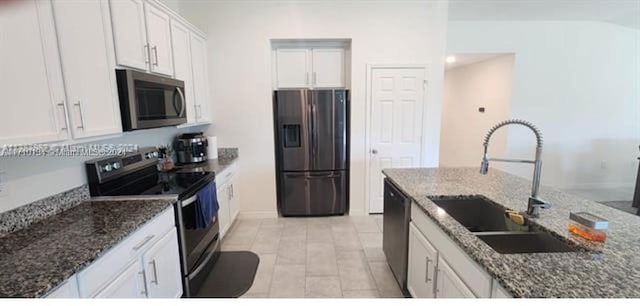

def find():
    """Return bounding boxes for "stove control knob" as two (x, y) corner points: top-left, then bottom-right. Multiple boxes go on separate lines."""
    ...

(152, 151), (159, 158)
(102, 164), (113, 172)
(112, 162), (121, 170)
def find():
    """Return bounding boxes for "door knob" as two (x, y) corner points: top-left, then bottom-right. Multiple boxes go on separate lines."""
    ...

(371, 149), (378, 155)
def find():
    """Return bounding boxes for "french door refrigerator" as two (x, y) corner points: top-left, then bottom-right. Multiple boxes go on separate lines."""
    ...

(273, 89), (349, 216)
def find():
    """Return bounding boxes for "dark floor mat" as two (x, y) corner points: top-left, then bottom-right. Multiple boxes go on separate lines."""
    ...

(195, 251), (260, 298)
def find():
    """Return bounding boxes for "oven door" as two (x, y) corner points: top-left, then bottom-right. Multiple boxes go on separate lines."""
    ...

(179, 192), (220, 273)
(117, 69), (187, 131)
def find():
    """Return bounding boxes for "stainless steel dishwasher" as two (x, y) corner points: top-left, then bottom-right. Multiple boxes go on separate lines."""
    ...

(382, 178), (411, 296)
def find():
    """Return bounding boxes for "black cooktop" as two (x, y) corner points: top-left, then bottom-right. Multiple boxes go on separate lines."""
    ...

(93, 165), (215, 199)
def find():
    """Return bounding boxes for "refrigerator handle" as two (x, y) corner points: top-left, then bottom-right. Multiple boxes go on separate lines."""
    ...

(307, 173), (341, 179)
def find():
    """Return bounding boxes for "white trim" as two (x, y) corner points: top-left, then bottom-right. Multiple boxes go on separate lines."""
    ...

(238, 210), (279, 219)
(364, 64), (429, 215)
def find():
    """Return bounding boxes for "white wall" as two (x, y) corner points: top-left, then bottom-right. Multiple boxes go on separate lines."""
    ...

(0, 126), (202, 213)
(447, 21), (640, 192)
(179, 0), (449, 216)
(441, 54), (514, 167)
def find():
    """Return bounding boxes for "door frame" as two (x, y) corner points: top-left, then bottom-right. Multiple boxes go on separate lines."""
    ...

(364, 64), (428, 214)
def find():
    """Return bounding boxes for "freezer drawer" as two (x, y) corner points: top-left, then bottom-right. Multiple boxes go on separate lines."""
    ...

(279, 171), (347, 216)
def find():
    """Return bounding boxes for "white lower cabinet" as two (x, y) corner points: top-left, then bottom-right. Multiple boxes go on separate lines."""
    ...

(408, 222), (437, 298)
(217, 162), (239, 238)
(45, 275), (80, 298)
(45, 207), (182, 299)
(142, 228), (182, 298)
(408, 202), (511, 299)
(95, 261), (146, 298)
(436, 257), (476, 298)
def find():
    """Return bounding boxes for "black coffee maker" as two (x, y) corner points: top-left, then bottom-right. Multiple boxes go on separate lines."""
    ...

(174, 132), (208, 164)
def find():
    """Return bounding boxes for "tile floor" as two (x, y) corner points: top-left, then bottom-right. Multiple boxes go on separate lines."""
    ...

(220, 214), (404, 298)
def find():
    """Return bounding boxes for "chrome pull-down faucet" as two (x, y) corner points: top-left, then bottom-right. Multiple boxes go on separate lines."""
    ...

(480, 119), (551, 218)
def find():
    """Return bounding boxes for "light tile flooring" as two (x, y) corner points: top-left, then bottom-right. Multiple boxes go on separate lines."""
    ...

(221, 214), (404, 298)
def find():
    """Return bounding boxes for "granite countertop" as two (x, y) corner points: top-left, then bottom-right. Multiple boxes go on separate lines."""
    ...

(0, 197), (177, 298)
(382, 167), (640, 298)
(176, 148), (238, 174)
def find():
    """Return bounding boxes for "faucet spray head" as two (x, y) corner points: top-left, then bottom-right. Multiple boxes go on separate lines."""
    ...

(480, 157), (489, 175)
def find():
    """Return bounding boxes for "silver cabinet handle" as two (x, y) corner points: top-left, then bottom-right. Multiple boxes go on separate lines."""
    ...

(230, 184), (234, 198)
(57, 102), (68, 131)
(312, 72), (317, 85)
(149, 260), (159, 285)
(144, 44), (150, 64)
(138, 270), (148, 296)
(425, 257), (432, 282)
(132, 235), (155, 251)
(74, 101), (85, 129)
(152, 46), (158, 66)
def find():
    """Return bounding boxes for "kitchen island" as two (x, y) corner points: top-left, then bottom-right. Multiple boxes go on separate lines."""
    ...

(383, 167), (640, 298)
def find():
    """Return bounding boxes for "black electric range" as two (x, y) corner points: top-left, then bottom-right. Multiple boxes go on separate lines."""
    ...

(85, 147), (220, 297)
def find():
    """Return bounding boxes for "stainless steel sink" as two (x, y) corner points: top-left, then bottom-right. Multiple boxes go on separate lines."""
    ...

(430, 196), (526, 232)
(429, 196), (579, 254)
(475, 232), (577, 254)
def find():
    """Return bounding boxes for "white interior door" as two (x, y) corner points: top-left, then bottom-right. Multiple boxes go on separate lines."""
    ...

(368, 67), (425, 213)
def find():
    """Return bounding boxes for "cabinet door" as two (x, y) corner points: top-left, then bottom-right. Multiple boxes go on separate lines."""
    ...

(171, 20), (196, 124)
(145, 2), (173, 76)
(311, 48), (344, 88)
(52, 0), (122, 139)
(275, 49), (310, 88)
(46, 275), (79, 298)
(436, 257), (476, 298)
(0, 0), (68, 144)
(407, 222), (438, 298)
(217, 183), (231, 238)
(190, 33), (211, 122)
(109, 0), (148, 70)
(143, 228), (182, 298)
(95, 260), (146, 298)
(229, 181), (239, 223)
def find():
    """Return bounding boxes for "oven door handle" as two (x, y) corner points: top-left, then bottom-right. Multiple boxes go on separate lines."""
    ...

(188, 234), (220, 280)
(182, 194), (198, 207)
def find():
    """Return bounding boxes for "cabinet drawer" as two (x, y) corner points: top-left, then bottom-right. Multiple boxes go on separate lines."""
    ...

(411, 202), (492, 298)
(216, 162), (237, 186)
(78, 206), (175, 297)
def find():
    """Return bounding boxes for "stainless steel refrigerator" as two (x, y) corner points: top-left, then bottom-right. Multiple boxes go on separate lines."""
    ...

(273, 89), (349, 216)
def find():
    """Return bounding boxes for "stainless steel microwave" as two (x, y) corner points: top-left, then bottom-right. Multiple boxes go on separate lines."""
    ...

(116, 69), (187, 131)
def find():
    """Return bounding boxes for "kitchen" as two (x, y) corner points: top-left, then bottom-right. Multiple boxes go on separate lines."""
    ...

(1, 0), (639, 302)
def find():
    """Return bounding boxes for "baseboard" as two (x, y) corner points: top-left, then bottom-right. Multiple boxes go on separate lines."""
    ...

(238, 210), (279, 219)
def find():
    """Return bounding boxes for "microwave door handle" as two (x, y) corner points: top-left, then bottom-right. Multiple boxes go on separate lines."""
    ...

(176, 87), (186, 117)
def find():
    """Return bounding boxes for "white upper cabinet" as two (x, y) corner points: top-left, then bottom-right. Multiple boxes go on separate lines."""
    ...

(145, 2), (173, 76)
(311, 48), (345, 88)
(142, 228), (182, 298)
(109, 0), (148, 71)
(275, 49), (311, 88)
(0, 0), (68, 145)
(170, 20), (196, 124)
(274, 47), (346, 89)
(190, 33), (211, 123)
(52, 0), (122, 139)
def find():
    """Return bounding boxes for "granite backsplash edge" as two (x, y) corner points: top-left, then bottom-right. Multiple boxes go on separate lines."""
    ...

(0, 185), (89, 237)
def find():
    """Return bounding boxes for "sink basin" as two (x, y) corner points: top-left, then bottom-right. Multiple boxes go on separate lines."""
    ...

(475, 232), (577, 254)
(430, 195), (579, 254)
(429, 196), (524, 232)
